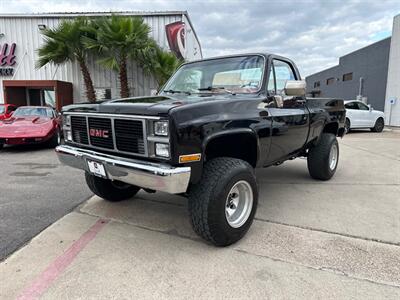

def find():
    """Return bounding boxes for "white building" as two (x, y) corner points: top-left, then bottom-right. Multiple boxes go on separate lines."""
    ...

(385, 14), (400, 126)
(0, 11), (202, 110)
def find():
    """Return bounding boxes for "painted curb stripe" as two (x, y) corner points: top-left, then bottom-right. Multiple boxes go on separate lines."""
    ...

(17, 218), (109, 300)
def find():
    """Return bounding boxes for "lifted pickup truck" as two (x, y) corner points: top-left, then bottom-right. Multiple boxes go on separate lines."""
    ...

(56, 53), (345, 246)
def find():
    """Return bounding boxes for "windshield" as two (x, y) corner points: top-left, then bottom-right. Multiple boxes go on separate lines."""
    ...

(14, 107), (53, 118)
(163, 55), (265, 95)
(0, 106), (4, 114)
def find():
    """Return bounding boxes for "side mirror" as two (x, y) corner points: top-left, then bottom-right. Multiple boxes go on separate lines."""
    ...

(368, 104), (373, 111)
(284, 80), (306, 97)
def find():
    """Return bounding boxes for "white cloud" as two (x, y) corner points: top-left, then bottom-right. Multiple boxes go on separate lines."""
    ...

(1, 0), (398, 75)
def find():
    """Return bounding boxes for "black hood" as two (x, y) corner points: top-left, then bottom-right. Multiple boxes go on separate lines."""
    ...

(62, 94), (265, 116)
(62, 96), (184, 116)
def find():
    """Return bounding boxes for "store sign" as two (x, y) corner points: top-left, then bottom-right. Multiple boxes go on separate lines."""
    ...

(0, 43), (17, 76)
(165, 21), (185, 59)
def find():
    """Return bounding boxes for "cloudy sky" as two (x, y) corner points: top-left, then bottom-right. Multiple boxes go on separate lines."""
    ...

(1, 0), (399, 76)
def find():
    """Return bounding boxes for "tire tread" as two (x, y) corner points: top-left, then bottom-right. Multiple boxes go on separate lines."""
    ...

(188, 157), (256, 245)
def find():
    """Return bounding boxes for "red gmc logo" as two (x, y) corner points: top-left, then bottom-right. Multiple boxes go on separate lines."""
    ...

(89, 129), (109, 138)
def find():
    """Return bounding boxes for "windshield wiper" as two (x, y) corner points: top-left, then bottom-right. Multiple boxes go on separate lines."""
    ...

(163, 89), (191, 95)
(197, 86), (236, 95)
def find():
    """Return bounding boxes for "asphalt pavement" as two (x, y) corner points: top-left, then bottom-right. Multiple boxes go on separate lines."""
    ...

(0, 144), (92, 260)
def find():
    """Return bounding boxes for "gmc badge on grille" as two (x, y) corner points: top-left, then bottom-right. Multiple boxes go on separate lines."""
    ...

(89, 129), (109, 138)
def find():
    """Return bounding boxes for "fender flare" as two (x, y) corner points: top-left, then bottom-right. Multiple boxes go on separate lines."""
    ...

(202, 128), (260, 164)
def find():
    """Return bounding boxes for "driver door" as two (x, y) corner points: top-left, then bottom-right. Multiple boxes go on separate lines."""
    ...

(266, 59), (309, 164)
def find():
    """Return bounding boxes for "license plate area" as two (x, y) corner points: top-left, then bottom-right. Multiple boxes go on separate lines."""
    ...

(87, 159), (107, 178)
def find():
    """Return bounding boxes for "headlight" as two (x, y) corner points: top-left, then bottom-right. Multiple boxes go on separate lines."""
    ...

(154, 121), (169, 136)
(65, 130), (72, 141)
(155, 143), (170, 157)
(63, 115), (71, 126)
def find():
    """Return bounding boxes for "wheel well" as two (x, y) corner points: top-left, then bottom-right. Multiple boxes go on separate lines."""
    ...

(205, 133), (258, 167)
(377, 117), (384, 122)
(323, 122), (339, 135)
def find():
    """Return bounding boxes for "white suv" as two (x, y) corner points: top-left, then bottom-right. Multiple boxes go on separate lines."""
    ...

(344, 100), (385, 133)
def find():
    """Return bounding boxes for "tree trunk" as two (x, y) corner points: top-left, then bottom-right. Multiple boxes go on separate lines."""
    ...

(78, 59), (96, 102)
(119, 57), (129, 98)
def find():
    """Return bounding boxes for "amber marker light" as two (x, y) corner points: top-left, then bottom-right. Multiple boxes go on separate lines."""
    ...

(179, 154), (202, 163)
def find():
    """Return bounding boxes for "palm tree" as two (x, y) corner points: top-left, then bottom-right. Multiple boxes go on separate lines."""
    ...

(36, 17), (96, 102)
(84, 15), (151, 98)
(141, 44), (183, 90)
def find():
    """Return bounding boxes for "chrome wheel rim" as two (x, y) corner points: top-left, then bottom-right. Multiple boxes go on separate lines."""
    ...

(329, 144), (338, 170)
(225, 180), (253, 228)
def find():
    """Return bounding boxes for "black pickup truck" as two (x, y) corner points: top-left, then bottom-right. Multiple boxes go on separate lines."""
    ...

(57, 53), (345, 246)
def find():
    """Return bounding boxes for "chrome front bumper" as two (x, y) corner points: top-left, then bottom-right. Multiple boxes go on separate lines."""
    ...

(55, 145), (191, 194)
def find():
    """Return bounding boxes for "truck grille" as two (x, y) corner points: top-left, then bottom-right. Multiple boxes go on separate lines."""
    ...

(71, 116), (89, 144)
(69, 114), (146, 156)
(114, 119), (145, 154)
(88, 117), (114, 149)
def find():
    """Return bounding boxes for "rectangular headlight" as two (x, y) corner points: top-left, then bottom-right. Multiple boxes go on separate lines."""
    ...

(154, 121), (169, 136)
(65, 130), (72, 141)
(63, 115), (71, 126)
(155, 143), (170, 158)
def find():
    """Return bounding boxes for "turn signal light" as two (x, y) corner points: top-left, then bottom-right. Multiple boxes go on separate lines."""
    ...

(179, 154), (201, 163)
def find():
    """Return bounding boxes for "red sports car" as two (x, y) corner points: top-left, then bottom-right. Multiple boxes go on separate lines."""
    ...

(0, 106), (62, 149)
(0, 104), (17, 120)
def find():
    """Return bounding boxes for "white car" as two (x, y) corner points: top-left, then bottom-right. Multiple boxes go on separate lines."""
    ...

(344, 100), (385, 134)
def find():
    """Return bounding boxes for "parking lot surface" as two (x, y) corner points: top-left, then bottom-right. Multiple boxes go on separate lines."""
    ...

(1, 130), (399, 299)
(0, 145), (92, 260)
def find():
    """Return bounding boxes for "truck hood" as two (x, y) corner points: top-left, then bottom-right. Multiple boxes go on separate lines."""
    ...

(62, 94), (264, 116)
(62, 96), (184, 116)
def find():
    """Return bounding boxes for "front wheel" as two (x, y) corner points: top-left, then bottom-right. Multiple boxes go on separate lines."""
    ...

(307, 133), (339, 180)
(85, 172), (140, 202)
(48, 129), (61, 148)
(188, 157), (258, 246)
(344, 118), (351, 134)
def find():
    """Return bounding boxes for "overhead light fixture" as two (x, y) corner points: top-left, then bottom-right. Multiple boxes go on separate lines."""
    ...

(38, 24), (46, 30)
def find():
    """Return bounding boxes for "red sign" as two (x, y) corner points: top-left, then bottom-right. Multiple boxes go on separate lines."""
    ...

(0, 43), (16, 66)
(165, 21), (185, 60)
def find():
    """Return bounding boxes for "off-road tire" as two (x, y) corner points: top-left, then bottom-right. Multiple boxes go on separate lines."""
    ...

(48, 129), (61, 148)
(85, 172), (140, 202)
(307, 133), (339, 180)
(371, 118), (384, 132)
(188, 157), (258, 246)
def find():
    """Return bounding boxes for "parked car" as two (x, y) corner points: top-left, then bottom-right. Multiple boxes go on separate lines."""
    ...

(344, 100), (385, 133)
(0, 104), (17, 120)
(56, 53), (345, 246)
(0, 106), (62, 149)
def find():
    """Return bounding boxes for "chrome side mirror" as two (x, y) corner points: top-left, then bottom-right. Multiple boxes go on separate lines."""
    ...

(284, 80), (306, 97)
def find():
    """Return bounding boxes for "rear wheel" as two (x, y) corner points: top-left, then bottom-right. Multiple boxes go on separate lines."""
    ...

(85, 172), (140, 202)
(307, 133), (339, 180)
(371, 118), (384, 132)
(188, 157), (258, 246)
(0, 143), (3, 150)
